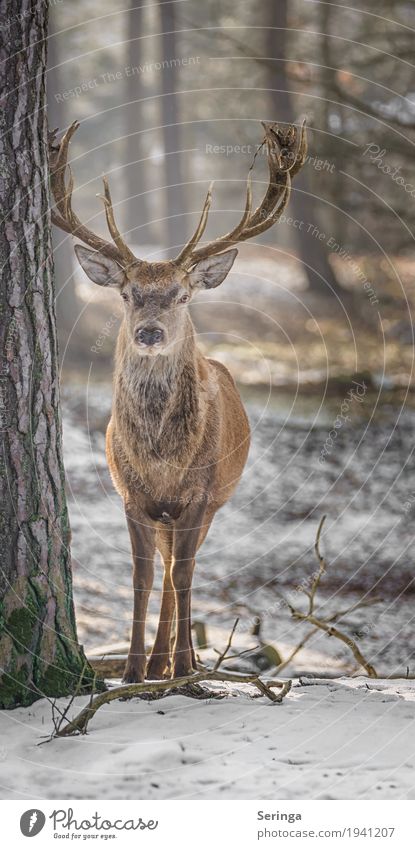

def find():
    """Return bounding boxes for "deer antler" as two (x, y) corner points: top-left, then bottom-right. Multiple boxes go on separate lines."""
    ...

(48, 122), (137, 267)
(49, 120), (307, 271)
(175, 120), (307, 269)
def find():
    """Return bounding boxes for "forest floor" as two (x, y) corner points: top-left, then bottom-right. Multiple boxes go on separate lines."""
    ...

(2, 678), (415, 800)
(63, 381), (415, 679)
(1, 249), (414, 801)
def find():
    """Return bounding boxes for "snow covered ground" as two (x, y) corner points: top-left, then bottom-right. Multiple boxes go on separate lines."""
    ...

(63, 384), (415, 679)
(1, 678), (415, 800)
(1, 382), (414, 801)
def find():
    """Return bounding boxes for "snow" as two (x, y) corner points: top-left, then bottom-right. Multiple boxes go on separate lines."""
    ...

(62, 385), (415, 676)
(2, 381), (414, 800)
(1, 678), (414, 800)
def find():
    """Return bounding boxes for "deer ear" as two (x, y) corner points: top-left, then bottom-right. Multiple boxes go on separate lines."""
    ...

(188, 249), (238, 290)
(74, 245), (126, 287)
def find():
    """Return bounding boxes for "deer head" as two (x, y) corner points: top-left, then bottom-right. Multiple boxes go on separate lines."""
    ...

(49, 120), (307, 356)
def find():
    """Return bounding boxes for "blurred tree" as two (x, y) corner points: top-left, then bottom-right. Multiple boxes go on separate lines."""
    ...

(0, 1), (96, 708)
(47, 15), (82, 348)
(266, 0), (343, 296)
(125, 0), (155, 242)
(159, 0), (187, 253)
(328, 0), (415, 252)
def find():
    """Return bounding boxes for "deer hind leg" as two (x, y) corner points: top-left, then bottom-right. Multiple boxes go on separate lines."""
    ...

(123, 507), (155, 684)
(146, 529), (175, 680)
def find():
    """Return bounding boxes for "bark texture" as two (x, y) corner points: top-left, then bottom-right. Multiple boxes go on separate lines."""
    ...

(0, 0), (97, 708)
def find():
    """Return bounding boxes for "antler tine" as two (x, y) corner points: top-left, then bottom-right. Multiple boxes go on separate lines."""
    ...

(179, 170), (254, 268)
(98, 177), (137, 265)
(49, 122), (138, 265)
(176, 120), (307, 268)
(240, 170), (292, 239)
(175, 182), (214, 266)
(290, 118), (308, 177)
(228, 167), (253, 239)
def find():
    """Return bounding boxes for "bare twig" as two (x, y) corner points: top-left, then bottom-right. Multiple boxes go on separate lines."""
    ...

(307, 514), (327, 614)
(291, 611), (377, 678)
(37, 662), (96, 745)
(275, 517), (378, 678)
(276, 628), (319, 674)
(213, 617), (239, 671)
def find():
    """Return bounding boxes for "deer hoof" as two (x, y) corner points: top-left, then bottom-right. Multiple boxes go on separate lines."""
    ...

(122, 663), (145, 684)
(146, 660), (170, 681)
(171, 662), (197, 680)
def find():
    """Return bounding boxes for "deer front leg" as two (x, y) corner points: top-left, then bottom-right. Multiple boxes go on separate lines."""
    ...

(146, 529), (175, 680)
(171, 501), (208, 679)
(123, 507), (156, 683)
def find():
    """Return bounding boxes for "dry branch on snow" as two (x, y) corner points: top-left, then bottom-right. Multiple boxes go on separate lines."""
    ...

(47, 621), (292, 738)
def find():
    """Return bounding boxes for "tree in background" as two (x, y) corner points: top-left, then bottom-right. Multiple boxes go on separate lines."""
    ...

(47, 12), (82, 348)
(125, 0), (155, 242)
(159, 0), (187, 253)
(0, 1), (96, 708)
(266, 0), (343, 296)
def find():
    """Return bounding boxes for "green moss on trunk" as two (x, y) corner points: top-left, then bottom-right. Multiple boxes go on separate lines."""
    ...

(0, 2), (103, 710)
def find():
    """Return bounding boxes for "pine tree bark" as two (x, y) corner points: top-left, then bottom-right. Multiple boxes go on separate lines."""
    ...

(0, 0), (97, 708)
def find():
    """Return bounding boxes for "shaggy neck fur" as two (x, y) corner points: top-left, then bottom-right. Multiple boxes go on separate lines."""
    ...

(113, 315), (203, 465)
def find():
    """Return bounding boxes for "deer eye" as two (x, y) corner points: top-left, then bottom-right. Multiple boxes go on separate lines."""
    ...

(121, 292), (129, 302)
(179, 293), (190, 304)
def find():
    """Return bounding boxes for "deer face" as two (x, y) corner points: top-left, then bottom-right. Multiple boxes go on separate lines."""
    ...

(75, 246), (238, 356)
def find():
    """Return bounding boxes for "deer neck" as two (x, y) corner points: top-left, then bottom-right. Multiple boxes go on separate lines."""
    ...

(113, 316), (202, 459)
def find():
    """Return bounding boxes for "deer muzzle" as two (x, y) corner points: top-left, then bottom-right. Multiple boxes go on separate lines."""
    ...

(135, 325), (165, 348)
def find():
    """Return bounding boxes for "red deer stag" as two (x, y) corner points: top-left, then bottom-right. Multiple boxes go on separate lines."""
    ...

(49, 120), (307, 682)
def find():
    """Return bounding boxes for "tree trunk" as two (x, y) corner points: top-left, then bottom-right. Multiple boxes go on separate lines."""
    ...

(125, 0), (155, 242)
(266, 0), (343, 296)
(0, 0), (97, 708)
(159, 1), (187, 254)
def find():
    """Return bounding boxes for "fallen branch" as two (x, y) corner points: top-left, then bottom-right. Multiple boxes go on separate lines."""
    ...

(54, 621), (291, 737)
(37, 663), (98, 745)
(55, 669), (291, 737)
(88, 655), (125, 678)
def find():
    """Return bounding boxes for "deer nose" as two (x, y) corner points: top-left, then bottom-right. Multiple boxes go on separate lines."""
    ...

(135, 326), (165, 347)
